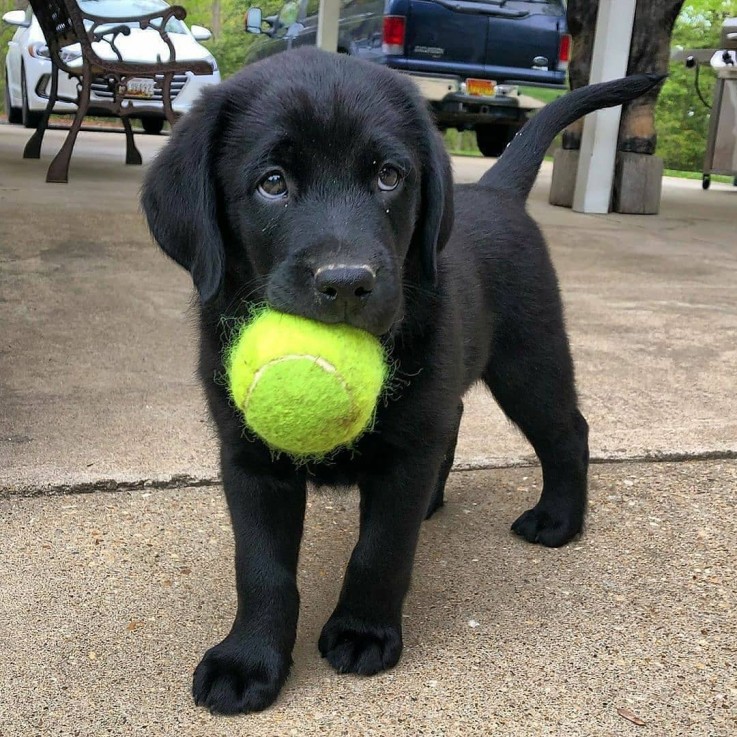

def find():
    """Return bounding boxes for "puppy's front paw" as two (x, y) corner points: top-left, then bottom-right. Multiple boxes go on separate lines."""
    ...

(192, 637), (290, 715)
(512, 503), (583, 548)
(319, 613), (402, 676)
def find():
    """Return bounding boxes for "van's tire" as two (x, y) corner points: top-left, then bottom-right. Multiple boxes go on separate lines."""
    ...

(475, 124), (518, 158)
(141, 117), (165, 135)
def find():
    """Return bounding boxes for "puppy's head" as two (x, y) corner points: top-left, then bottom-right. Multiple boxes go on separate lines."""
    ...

(142, 48), (453, 335)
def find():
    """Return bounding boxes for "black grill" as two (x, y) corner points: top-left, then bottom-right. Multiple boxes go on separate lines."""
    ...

(90, 73), (188, 101)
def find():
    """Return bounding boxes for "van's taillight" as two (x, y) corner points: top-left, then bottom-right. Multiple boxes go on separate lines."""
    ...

(382, 16), (406, 55)
(558, 33), (571, 71)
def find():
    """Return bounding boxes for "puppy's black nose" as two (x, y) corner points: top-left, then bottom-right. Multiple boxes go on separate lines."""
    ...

(314, 265), (375, 306)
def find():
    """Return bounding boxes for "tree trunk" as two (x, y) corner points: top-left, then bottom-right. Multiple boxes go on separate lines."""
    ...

(564, 0), (685, 155)
(211, 0), (222, 36)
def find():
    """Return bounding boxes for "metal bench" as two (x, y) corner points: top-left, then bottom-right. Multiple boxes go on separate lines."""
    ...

(23, 0), (214, 183)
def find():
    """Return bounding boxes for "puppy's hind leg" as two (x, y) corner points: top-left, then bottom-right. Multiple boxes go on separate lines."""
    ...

(425, 401), (463, 520)
(483, 333), (589, 548)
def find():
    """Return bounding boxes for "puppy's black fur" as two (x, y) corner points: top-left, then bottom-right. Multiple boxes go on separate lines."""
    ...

(142, 49), (662, 715)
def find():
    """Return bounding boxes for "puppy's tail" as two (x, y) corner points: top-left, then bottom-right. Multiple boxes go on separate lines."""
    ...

(478, 73), (666, 200)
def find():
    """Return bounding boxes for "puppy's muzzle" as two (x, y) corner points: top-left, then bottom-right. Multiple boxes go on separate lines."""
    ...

(314, 264), (376, 310)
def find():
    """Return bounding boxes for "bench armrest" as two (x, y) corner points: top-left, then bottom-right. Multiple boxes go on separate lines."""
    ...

(77, 5), (189, 67)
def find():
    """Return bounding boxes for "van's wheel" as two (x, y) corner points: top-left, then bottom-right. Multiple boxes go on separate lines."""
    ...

(5, 71), (22, 124)
(21, 65), (42, 129)
(475, 124), (518, 158)
(702, 174), (711, 190)
(141, 117), (165, 135)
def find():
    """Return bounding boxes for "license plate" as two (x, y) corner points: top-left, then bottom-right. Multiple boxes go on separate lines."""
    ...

(466, 78), (496, 97)
(125, 78), (156, 99)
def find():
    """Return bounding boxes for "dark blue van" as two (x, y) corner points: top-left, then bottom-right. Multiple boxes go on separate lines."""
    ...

(245, 0), (570, 156)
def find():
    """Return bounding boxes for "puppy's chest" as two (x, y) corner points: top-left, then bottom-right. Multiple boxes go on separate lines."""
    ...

(302, 441), (385, 489)
(305, 462), (361, 490)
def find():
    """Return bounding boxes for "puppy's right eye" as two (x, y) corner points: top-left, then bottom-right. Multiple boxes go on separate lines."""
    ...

(257, 172), (288, 199)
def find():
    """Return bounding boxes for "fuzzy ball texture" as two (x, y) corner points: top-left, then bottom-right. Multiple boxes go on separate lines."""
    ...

(226, 309), (388, 459)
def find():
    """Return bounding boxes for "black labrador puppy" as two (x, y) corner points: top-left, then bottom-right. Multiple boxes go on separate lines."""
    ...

(142, 48), (660, 715)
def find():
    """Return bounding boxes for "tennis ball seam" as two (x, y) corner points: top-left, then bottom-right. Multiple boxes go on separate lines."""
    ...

(245, 354), (343, 403)
(244, 354), (362, 442)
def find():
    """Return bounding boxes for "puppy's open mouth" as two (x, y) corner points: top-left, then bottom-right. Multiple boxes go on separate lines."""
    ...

(264, 263), (402, 338)
(265, 299), (399, 338)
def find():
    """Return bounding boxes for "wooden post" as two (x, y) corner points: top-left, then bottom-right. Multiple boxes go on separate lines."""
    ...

(614, 152), (664, 214)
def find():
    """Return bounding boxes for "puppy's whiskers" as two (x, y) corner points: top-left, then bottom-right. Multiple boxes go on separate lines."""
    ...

(224, 275), (269, 315)
(401, 279), (436, 299)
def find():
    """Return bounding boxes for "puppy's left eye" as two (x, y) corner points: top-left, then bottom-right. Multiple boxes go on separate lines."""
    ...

(377, 165), (402, 192)
(257, 171), (288, 199)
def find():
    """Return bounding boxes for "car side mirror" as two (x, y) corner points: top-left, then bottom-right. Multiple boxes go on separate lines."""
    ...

(285, 22), (305, 40)
(190, 25), (212, 42)
(246, 8), (263, 34)
(2, 10), (30, 28)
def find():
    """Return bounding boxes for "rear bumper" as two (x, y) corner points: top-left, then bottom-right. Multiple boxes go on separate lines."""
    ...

(432, 93), (526, 126)
(403, 71), (548, 126)
(388, 57), (566, 86)
(405, 72), (462, 101)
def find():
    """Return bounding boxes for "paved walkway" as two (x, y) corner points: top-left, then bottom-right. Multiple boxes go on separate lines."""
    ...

(0, 124), (736, 735)
(2, 462), (735, 736)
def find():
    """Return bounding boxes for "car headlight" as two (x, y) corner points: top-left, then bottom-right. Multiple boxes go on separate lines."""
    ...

(28, 43), (82, 64)
(205, 54), (218, 73)
(28, 42), (51, 59)
(59, 47), (82, 64)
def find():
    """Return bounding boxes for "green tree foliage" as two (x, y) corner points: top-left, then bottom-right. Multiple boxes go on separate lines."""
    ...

(183, 0), (282, 78)
(0, 2), (24, 97)
(657, 0), (737, 171)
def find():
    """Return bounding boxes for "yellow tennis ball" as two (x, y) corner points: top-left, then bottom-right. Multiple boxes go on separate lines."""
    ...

(225, 309), (388, 459)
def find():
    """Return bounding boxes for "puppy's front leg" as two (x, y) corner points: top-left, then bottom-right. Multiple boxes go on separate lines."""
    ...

(319, 448), (443, 675)
(193, 455), (307, 715)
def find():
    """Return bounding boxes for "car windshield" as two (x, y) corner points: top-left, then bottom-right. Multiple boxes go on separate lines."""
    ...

(77, 0), (188, 34)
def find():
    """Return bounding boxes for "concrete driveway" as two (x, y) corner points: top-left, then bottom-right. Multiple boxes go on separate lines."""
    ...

(0, 123), (736, 736)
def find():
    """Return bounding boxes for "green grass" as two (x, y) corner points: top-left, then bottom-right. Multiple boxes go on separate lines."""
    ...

(446, 147), (735, 185)
(518, 85), (567, 105)
(664, 168), (733, 184)
(443, 129), (482, 156)
(446, 147), (483, 158)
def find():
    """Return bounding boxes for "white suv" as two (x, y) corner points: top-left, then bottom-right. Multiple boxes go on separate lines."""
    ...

(3, 0), (220, 133)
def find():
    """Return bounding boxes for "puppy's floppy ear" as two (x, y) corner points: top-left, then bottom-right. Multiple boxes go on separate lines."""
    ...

(141, 87), (227, 303)
(413, 126), (454, 284)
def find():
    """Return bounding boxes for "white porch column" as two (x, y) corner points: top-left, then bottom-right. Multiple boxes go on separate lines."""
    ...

(572, 0), (636, 213)
(316, 0), (341, 52)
